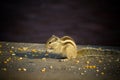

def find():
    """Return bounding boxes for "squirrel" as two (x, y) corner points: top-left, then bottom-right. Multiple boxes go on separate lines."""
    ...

(45, 35), (77, 59)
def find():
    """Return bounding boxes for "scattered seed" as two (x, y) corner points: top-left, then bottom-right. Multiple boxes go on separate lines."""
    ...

(23, 47), (28, 51)
(75, 60), (79, 64)
(11, 46), (14, 49)
(42, 58), (46, 61)
(23, 68), (27, 71)
(49, 65), (53, 69)
(12, 53), (16, 56)
(78, 68), (81, 70)
(96, 69), (99, 72)
(6, 57), (11, 62)
(31, 49), (37, 53)
(18, 57), (23, 60)
(98, 60), (102, 63)
(86, 61), (90, 64)
(9, 50), (13, 53)
(18, 68), (22, 71)
(41, 68), (46, 72)
(4, 61), (7, 64)
(101, 72), (104, 75)
(59, 59), (68, 62)
(18, 48), (23, 51)
(80, 72), (84, 75)
(93, 65), (96, 68)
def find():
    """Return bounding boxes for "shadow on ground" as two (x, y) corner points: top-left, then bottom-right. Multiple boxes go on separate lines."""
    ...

(15, 52), (66, 59)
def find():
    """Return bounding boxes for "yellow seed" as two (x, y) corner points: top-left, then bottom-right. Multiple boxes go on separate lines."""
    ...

(11, 46), (14, 49)
(93, 65), (96, 68)
(23, 47), (28, 51)
(85, 65), (89, 69)
(96, 69), (99, 72)
(86, 61), (90, 64)
(6, 59), (10, 62)
(4, 61), (7, 64)
(19, 57), (23, 60)
(9, 50), (13, 53)
(18, 48), (23, 51)
(75, 60), (79, 64)
(89, 66), (93, 69)
(42, 58), (46, 61)
(18, 68), (22, 71)
(23, 68), (27, 71)
(49, 65), (53, 69)
(18, 57), (23, 60)
(31, 49), (37, 53)
(80, 72), (84, 75)
(41, 68), (46, 72)
(12, 53), (16, 56)
(98, 60), (102, 63)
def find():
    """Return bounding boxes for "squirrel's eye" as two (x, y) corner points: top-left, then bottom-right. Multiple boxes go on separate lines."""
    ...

(49, 42), (51, 44)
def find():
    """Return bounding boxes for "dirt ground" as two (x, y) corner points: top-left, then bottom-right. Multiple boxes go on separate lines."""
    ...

(0, 42), (120, 80)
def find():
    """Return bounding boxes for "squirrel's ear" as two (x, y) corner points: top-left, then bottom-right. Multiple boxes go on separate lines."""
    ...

(52, 35), (56, 37)
(52, 35), (59, 40)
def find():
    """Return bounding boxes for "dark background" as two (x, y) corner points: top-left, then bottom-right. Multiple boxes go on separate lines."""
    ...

(0, 0), (120, 46)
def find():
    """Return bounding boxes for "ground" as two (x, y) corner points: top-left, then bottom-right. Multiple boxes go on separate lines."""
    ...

(0, 42), (120, 80)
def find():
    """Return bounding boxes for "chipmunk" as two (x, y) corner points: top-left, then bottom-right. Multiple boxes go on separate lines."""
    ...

(45, 35), (77, 59)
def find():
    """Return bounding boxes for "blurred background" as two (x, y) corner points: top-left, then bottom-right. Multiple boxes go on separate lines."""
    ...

(0, 0), (120, 46)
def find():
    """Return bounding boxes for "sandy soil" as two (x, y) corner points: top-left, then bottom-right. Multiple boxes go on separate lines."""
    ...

(0, 42), (120, 80)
